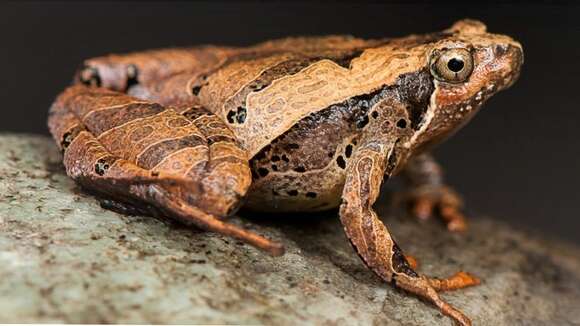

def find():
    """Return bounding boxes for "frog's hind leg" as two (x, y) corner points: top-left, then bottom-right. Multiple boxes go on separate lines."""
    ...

(69, 131), (283, 256)
(399, 153), (468, 232)
(48, 86), (284, 256)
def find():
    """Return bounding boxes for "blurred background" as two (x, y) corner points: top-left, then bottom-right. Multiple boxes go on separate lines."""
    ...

(1, 1), (578, 244)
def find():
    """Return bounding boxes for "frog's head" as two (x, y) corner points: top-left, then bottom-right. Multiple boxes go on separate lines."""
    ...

(403, 19), (523, 153)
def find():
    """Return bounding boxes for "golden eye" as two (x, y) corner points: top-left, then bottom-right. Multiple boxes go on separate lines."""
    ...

(430, 48), (473, 83)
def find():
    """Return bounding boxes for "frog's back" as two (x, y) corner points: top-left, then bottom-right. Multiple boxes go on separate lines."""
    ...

(113, 32), (440, 162)
(193, 35), (388, 153)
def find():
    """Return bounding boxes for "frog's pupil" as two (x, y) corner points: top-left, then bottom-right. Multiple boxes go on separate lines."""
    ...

(447, 58), (464, 72)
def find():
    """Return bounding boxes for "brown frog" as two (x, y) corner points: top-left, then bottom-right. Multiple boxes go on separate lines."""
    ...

(47, 19), (523, 325)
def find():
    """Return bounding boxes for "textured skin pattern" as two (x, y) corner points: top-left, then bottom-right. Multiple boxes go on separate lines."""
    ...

(49, 85), (252, 217)
(48, 20), (523, 326)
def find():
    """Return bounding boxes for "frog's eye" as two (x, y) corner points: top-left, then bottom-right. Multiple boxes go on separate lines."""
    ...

(429, 48), (473, 83)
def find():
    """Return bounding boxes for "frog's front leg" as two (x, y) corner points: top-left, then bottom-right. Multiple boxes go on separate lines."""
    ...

(400, 153), (467, 232)
(340, 142), (479, 326)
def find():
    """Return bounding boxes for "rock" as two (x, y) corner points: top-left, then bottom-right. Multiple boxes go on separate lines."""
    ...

(0, 133), (579, 325)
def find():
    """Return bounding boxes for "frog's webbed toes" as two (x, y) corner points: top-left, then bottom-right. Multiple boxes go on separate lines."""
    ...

(400, 185), (468, 232)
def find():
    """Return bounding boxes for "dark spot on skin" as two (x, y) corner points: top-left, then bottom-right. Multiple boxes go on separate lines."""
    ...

(287, 143), (300, 150)
(226, 110), (236, 123)
(79, 65), (101, 87)
(345, 144), (353, 158)
(94, 158), (111, 176)
(151, 171), (159, 177)
(192, 85), (202, 96)
(236, 106), (247, 123)
(227, 106), (247, 124)
(61, 132), (73, 149)
(257, 168), (269, 177)
(328, 151), (335, 158)
(293, 166), (306, 173)
(60, 125), (84, 150)
(271, 164), (278, 171)
(371, 111), (379, 119)
(336, 155), (346, 169)
(281, 155), (289, 162)
(271, 155), (280, 162)
(356, 115), (369, 129)
(397, 119), (407, 128)
(126, 64), (139, 90)
(287, 189), (299, 196)
(495, 44), (508, 57)
(305, 192), (317, 198)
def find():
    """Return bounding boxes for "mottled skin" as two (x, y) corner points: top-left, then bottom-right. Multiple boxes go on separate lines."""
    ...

(47, 20), (523, 325)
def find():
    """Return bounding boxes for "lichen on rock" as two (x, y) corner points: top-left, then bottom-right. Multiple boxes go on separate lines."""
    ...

(0, 134), (579, 325)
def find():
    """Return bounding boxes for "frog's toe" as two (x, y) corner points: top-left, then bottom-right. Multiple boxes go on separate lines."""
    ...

(439, 201), (468, 232)
(401, 185), (468, 232)
(427, 271), (481, 292)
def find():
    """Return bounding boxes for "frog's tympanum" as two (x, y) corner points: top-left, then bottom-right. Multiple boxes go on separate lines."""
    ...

(48, 19), (522, 325)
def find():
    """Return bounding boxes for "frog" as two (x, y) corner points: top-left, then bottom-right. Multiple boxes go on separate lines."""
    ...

(47, 19), (523, 325)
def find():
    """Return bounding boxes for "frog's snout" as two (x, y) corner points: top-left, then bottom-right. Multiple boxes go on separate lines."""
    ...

(497, 42), (524, 89)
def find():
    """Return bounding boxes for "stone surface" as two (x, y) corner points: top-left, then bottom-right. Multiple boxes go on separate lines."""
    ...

(0, 133), (579, 325)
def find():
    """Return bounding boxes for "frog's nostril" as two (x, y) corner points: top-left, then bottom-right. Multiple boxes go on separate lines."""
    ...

(494, 44), (509, 57)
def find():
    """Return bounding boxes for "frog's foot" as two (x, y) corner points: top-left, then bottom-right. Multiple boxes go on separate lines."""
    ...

(402, 255), (480, 291)
(395, 271), (480, 326)
(402, 185), (468, 232)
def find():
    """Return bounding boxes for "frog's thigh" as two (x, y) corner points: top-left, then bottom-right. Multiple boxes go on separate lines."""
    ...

(60, 129), (281, 255)
(175, 106), (254, 215)
(49, 87), (282, 255)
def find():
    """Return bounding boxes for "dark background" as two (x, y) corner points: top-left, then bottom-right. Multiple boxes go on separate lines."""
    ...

(1, 2), (578, 244)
